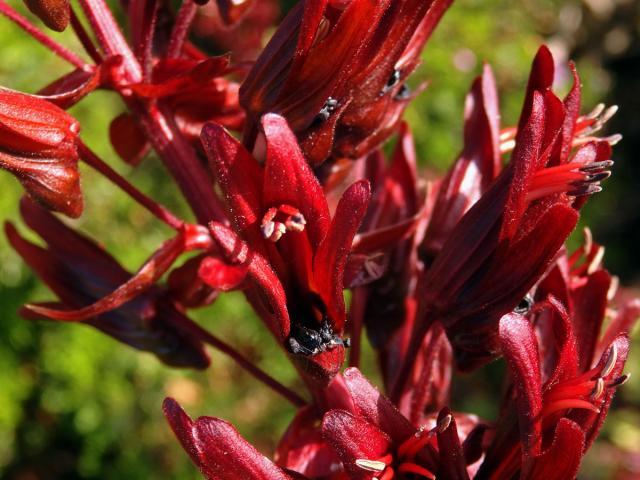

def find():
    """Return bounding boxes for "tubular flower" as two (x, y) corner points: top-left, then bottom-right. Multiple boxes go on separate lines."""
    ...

(0, 87), (82, 217)
(240, 0), (452, 166)
(201, 113), (370, 387)
(405, 46), (615, 374)
(478, 303), (632, 480)
(6, 199), (210, 369)
(322, 368), (481, 480)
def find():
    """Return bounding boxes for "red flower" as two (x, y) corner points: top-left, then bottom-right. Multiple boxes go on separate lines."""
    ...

(163, 398), (301, 479)
(396, 47), (614, 382)
(240, 0), (452, 166)
(201, 113), (370, 387)
(6, 199), (210, 369)
(482, 302), (631, 480)
(322, 368), (479, 480)
(0, 87), (82, 217)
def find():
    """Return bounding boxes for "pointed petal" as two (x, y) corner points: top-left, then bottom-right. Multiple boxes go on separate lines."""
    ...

(25, 231), (186, 321)
(262, 113), (331, 249)
(163, 398), (294, 480)
(201, 122), (264, 240)
(343, 368), (415, 444)
(209, 222), (290, 339)
(322, 410), (392, 480)
(436, 408), (470, 480)
(275, 406), (342, 478)
(517, 45), (555, 133)
(198, 255), (248, 291)
(314, 180), (370, 331)
(523, 419), (584, 480)
(499, 313), (543, 457)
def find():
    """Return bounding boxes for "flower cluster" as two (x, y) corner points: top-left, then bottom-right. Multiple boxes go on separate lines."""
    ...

(1, 0), (637, 479)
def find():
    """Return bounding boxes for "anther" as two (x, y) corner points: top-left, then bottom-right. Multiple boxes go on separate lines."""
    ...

(586, 103), (606, 120)
(601, 343), (619, 378)
(260, 206), (307, 242)
(580, 160), (614, 173)
(355, 459), (387, 472)
(590, 378), (605, 400)
(608, 373), (630, 387)
(437, 414), (453, 433)
(607, 275), (619, 301)
(586, 246), (605, 275)
(603, 134), (623, 146)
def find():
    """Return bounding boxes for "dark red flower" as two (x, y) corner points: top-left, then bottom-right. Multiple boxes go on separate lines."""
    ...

(478, 303), (631, 480)
(240, 0), (452, 166)
(202, 113), (370, 387)
(0, 87), (82, 217)
(322, 368), (480, 480)
(6, 199), (210, 369)
(398, 46), (614, 379)
(163, 398), (302, 479)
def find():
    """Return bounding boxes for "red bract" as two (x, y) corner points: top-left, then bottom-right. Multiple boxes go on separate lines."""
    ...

(0, 88), (82, 217)
(202, 113), (370, 387)
(240, 0), (452, 166)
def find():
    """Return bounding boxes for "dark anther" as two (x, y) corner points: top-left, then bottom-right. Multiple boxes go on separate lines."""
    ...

(382, 69), (401, 94)
(311, 97), (339, 127)
(394, 84), (411, 101)
(514, 294), (534, 315)
(287, 319), (350, 356)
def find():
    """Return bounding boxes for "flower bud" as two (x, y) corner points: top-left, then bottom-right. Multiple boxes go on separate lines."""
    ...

(23, 0), (71, 32)
(0, 88), (82, 217)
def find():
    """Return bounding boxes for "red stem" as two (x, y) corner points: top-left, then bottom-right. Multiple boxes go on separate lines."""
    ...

(167, 1), (198, 59)
(77, 141), (184, 230)
(177, 316), (307, 408)
(0, 1), (88, 70)
(78, 0), (142, 82)
(130, 101), (228, 224)
(69, 8), (103, 64)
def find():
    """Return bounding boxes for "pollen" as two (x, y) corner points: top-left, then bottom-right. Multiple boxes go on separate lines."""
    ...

(260, 205), (306, 242)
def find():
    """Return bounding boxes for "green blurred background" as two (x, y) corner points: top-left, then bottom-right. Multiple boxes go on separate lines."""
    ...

(1, 0), (639, 478)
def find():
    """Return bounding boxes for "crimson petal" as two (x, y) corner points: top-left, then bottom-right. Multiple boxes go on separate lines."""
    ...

(163, 398), (295, 480)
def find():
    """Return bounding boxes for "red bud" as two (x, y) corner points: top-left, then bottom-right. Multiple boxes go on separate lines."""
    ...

(23, 0), (71, 32)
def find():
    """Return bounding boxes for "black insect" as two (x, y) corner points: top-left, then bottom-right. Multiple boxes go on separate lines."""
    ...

(287, 319), (350, 356)
(310, 97), (339, 127)
(394, 83), (411, 101)
(513, 294), (534, 315)
(382, 69), (401, 95)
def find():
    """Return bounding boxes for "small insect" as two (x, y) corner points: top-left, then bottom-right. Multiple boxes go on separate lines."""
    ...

(382, 69), (401, 95)
(513, 294), (534, 315)
(394, 83), (411, 101)
(287, 319), (350, 356)
(311, 97), (339, 127)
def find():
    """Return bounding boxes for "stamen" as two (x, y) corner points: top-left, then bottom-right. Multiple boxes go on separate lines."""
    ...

(590, 378), (605, 400)
(583, 227), (593, 255)
(586, 103), (606, 120)
(607, 275), (619, 301)
(355, 459), (387, 472)
(601, 343), (618, 378)
(527, 160), (612, 202)
(608, 373), (630, 387)
(586, 246), (605, 275)
(312, 97), (339, 125)
(260, 205), (307, 242)
(437, 414), (453, 433)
